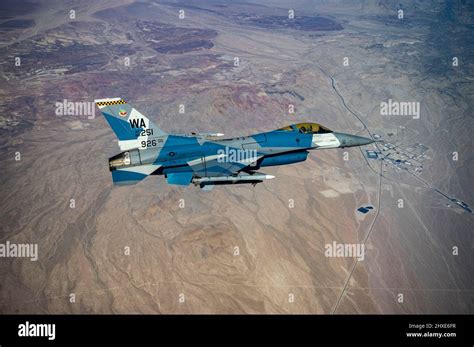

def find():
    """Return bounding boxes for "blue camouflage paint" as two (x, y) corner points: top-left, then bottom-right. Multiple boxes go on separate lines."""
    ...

(260, 151), (308, 167)
(103, 113), (143, 141)
(112, 170), (147, 185)
(166, 172), (194, 185)
(96, 98), (374, 187)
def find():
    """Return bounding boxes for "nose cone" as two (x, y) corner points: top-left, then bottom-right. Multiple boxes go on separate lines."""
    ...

(334, 133), (374, 148)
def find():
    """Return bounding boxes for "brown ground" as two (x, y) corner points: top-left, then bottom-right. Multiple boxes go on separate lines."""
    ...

(0, 0), (472, 313)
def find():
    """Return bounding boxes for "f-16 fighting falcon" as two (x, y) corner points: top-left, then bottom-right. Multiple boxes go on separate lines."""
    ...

(96, 98), (374, 189)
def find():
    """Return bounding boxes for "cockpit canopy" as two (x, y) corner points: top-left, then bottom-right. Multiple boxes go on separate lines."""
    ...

(277, 122), (333, 134)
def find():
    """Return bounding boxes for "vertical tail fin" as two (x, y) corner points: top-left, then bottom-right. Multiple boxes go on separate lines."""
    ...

(95, 98), (167, 150)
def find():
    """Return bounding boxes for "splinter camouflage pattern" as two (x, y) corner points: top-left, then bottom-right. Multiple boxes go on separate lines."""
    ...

(95, 98), (373, 189)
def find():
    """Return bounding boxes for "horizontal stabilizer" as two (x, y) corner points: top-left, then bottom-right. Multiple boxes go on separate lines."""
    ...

(111, 165), (161, 185)
(112, 170), (148, 186)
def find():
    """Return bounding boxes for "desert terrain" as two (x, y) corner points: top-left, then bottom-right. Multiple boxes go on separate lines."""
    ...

(0, 0), (472, 313)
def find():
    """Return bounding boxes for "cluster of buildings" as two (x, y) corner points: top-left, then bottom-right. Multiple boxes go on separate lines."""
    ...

(365, 133), (428, 175)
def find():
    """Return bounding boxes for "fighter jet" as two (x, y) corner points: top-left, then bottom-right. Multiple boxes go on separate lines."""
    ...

(96, 98), (373, 189)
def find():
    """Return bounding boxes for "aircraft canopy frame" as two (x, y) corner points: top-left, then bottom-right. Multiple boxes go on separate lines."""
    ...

(277, 122), (333, 134)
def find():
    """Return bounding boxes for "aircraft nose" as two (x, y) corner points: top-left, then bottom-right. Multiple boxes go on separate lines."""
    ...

(334, 133), (374, 148)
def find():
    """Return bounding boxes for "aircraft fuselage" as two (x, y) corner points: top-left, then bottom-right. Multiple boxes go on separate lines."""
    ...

(96, 98), (373, 187)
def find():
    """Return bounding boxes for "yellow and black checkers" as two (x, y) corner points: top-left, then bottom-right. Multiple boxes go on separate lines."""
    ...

(95, 99), (127, 108)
